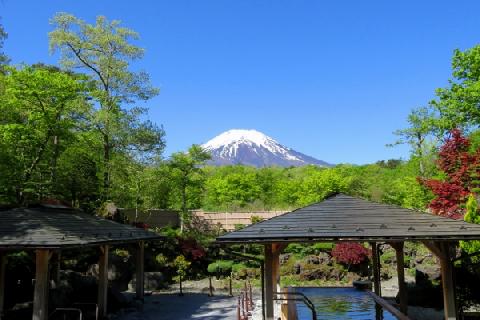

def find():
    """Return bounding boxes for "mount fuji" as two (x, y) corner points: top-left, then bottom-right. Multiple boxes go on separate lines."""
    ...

(201, 129), (332, 167)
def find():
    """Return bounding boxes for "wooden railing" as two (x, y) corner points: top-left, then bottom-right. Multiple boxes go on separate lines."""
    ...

(237, 281), (254, 320)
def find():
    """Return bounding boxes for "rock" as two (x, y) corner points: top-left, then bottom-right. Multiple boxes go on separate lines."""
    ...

(317, 252), (332, 265)
(305, 255), (320, 264)
(294, 262), (302, 275)
(280, 253), (291, 265)
(129, 272), (167, 291)
(416, 265), (441, 283)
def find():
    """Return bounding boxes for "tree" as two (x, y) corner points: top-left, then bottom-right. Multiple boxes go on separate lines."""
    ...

(421, 129), (480, 218)
(49, 13), (165, 201)
(0, 19), (9, 68)
(460, 194), (480, 261)
(169, 145), (211, 232)
(390, 106), (437, 176)
(0, 65), (87, 204)
(430, 45), (480, 134)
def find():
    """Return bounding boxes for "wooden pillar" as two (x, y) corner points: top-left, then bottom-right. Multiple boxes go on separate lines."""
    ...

(370, 242), (381, 296)
(0, 253), (7, 320)
(33, 249), (50, 320)
(423, 241), (457, 320)
(272, 244), (281, 294)
(136, 241), (145, 302)
(391, 242), (408, 315)
(98, 245), (109, 318)
(439, 243), (456, 320)
(264, 244), (274, 320)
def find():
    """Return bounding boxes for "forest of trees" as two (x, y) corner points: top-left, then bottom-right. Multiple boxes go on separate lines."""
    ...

(2, 13), (480, 228)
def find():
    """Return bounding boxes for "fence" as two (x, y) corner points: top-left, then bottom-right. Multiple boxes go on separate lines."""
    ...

(119, 209), (287, 231)
(192, 211), (287, 231)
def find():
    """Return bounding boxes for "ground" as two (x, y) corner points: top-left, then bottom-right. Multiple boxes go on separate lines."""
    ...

(113, 293), (237, 320)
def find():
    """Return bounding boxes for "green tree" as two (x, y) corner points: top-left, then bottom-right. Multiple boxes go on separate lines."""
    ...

(431, 45), (480, 133)
(49, 13), (165, 201)
(390, 106), (436, 176)
(0, 65), (87, 204)
(0, 19), (9, 68)
(169, 145), (211, 231)
(460, 194), (480, 261)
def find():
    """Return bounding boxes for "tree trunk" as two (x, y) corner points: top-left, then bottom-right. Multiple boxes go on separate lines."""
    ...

(103, 134), (110, 201)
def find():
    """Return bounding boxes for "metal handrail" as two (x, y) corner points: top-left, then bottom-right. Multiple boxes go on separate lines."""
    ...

(73, 303), (98, 320)
(273, 291), (317, 320)
(48, 308), (83, 320)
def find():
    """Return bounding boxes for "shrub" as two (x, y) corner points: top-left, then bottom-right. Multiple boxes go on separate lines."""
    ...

(207, 260), (234, 274)
(331, 242), (371, 265)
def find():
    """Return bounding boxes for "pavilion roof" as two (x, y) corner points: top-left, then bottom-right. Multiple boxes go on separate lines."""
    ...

(216, 194), (480, 243)
(0, 206), (163, 249)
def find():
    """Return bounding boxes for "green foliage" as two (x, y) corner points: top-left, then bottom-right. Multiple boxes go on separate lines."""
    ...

(173, 255), (190, 281)
(207, 260), (233, 274)
(250, 215), (263, 224)
(460, 194), (480, 260)
(49, 13), (165, 200)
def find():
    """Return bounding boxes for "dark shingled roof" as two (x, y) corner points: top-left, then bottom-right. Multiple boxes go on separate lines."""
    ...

(216, 194), (480, 243)
(0, 207), (163, 249)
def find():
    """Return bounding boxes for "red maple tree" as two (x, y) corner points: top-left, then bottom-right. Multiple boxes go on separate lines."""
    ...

(331, 242), (371, 265)
(420, 129), (480, 219)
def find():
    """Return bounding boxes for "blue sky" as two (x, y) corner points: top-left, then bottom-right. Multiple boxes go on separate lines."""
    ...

(2, 1), (480, 164)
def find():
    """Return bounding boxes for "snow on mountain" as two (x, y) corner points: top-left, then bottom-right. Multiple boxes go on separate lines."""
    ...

(201, 129), (332, 167)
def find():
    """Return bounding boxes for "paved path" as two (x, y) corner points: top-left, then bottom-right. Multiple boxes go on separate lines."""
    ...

(115, 293), (238, 320)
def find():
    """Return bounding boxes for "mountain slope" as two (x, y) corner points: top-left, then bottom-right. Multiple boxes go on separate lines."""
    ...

(201, 129), (331, 167)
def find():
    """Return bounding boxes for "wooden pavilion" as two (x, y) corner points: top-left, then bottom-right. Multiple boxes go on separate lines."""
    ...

(0, 205), (163, 320)
(216, 193), (480, 320)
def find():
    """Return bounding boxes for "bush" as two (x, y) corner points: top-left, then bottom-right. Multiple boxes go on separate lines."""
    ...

(331, 242), (371, 265)
(207, 260), (234, 274)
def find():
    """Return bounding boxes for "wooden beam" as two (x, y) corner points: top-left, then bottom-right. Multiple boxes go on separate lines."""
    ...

(33, 249), (50, 320)
(136, 241), (145, 302)
(390, 242), (408, 315)
(0, 253), (7, 320)
(264, 244), (274, 320)
(98, 245), (109, 318)
(422, 241), (457, 320)
(370, 242), (382, 297)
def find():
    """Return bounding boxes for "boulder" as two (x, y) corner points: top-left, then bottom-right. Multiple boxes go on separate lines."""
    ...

(280, 253), (291, 265)
(129, 272), (167, 291)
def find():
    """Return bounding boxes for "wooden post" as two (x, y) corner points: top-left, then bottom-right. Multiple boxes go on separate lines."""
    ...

(264, 244), (274, 320)
(272, 244), (281, 294)
(370, 242), (382, 297)
(391, 242), (408, 315)
(33, 249), (50, 320)
(423, 241), (457, 320)
(0, 253), (7, 320)
(136, 241), (145, 302)
(209, 277), (213, 297)
(439, 243), (456, 320)
(98, 245), (109, 318)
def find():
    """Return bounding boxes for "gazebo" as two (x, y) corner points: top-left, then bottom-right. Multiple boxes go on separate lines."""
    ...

(216, 193), (480, 320)
(0, 205), (163, 320)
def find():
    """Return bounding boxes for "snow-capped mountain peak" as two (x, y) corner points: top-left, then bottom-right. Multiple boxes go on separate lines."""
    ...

(201, 129), (331, 167)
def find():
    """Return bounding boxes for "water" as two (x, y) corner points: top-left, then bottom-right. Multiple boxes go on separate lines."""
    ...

(295, 287), (398, 320)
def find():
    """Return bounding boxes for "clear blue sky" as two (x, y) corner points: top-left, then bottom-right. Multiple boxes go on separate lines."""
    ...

(2, 1), (480, 164)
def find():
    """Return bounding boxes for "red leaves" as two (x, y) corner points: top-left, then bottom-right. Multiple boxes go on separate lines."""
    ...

(179, 238), (206, 260)
(421, 129), (480, 219)
(331, 242), (371, 265)
(132, 221), (150, 230)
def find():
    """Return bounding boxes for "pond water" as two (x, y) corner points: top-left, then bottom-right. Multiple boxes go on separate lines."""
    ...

(295, 287), (398, 320)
